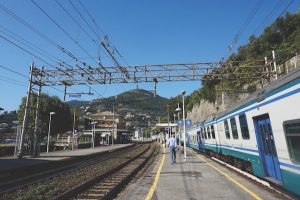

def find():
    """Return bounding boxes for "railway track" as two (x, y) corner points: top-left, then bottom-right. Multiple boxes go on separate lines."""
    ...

(54, 143), (156, 200)
(0, 144), (142, 197)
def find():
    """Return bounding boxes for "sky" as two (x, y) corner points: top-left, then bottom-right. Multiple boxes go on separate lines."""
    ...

(0, 0), (299, 111)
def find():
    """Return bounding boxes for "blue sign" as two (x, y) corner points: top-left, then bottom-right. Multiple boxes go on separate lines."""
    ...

(165, 127), (170, 131)
(176, 120), (192, 126)
(186, 120), (192, 126)
(176, 120), (183, 126)
(122, 132), (128, 136)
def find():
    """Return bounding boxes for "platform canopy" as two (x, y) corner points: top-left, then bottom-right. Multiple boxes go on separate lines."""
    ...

(152, 123), (177, 131)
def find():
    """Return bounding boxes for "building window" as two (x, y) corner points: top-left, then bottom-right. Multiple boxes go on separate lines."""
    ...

(224, 120), (230, 139)
(239, 114), (250, 140)
(230, 117), (238, 139)
(211, 125), (215, 139)
(283, 119), (300, 164)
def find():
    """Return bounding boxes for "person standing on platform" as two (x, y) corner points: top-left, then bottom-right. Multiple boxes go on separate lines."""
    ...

(167, 134), (177, 164)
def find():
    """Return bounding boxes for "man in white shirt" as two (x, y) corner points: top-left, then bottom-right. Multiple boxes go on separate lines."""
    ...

(167, 134), (177, 164)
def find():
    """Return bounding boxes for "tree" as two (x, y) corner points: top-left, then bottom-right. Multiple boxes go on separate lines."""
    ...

(17, 94), (73, 152)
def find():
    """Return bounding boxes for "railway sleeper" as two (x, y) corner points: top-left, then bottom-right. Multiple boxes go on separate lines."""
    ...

(83, 193), (105, 198)
(94, 185), (113, 189)
(97, 182), (116, 186)
(89, 188), (110, 193)
(76, 198), (98, 200)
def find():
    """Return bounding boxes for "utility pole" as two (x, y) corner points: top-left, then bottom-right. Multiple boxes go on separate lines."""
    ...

(32, 66), (43, 157)
(17, 63), (34, 158)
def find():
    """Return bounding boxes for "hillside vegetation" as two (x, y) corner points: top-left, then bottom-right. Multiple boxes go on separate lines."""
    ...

(86, 89), (169, 118)
(172, 11), (300, 116)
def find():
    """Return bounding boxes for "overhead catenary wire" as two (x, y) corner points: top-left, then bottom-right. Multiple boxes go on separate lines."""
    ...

(0, 64), (28, 79)
(30, 0), (100, 67)
(227, 0), (264, 55)
(0, 34), (55, 67)
(0, 26), (61, 65)
(0, 2), (107, 96)
(0, 77), (27, 87)
(253, 0), (283, 35)
(54, 0), (107, 71)
(68, 0), (100, 40)
(0, 2), (88, 70)
(76, 0), (130, 66)
(54, 0), (97, 45)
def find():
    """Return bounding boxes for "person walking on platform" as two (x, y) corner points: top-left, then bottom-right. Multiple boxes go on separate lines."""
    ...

(167, 134), (177, 164)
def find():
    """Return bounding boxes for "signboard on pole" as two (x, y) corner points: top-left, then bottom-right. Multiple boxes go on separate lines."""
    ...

(176, 120), (192, 126)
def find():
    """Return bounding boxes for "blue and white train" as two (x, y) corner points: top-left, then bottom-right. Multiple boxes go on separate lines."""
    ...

(181, 67), (300, 196)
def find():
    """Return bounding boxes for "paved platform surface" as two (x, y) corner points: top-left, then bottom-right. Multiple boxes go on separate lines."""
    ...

(118, 144), (291, 200)
(0, 144), (131, 171)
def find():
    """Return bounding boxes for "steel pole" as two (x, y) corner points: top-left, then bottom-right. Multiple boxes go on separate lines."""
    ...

(18, 63), (34, 158)
(47, 113), (53, 153)
(112, 105), (114, 146)
(182, 95), (187, 160)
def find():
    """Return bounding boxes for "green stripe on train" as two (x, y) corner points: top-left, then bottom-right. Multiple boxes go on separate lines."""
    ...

(281, 169), (300, 196)
(221, 147), (264, 177)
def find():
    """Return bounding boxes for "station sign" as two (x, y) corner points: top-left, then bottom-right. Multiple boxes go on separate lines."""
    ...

(176, 120), (192, 126)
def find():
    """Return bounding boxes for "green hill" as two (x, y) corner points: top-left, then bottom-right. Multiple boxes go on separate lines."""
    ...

(88, 89), (169, 118)
(67, 89), (169, 124)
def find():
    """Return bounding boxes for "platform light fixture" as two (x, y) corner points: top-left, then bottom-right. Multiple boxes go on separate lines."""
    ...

(180, 90), (187, 160)
(175, 103), (181, 150)
(91, 121), (98, 148)
(47, 112), (56, 154)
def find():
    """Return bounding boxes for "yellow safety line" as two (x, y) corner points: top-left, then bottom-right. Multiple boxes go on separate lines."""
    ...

(145, 146), (166, 200)
(194, 153), (263, 200)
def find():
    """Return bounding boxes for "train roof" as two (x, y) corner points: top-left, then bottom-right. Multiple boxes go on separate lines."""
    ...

(216, 67), (300, 120)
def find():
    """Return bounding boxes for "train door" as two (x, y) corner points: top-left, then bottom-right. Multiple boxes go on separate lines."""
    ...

(254, 114), (282, 182)
(197, 131), (204, 151)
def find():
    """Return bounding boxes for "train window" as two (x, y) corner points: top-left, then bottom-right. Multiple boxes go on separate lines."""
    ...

(239, 114), (250, 140)
(207, 126), (211, 139)
(203, 127), (207, 139)
(224, 120), (230, 139)
(211, 125), (215, 139)
(230, 118), (239, 139)
(283, 119), (300, 164)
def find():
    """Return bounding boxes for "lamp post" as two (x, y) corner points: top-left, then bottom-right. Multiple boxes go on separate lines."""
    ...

(175, 103), (181, 148)
(167, 105), (170, 139)
(91, 121), (97, 148)
(47, 112), (55, 154)
(180, 90), (187, 160)
(112, 104), (115, 146)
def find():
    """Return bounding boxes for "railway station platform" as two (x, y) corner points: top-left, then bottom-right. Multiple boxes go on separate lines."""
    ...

(118, 144), (293, 200)
(0, 144), (132, 171)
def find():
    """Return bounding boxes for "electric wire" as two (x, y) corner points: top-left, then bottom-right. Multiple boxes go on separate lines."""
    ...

(68, 0), (100, 40)
(0, 34), (54, 66)
(76, 0), (130, 66)
(227, 0), (264, 54)
(253, 0), (283, 35)
(0, 64), (28, 79)
(0, 77), (27, 87)
(54, 0), (97, 45)
(0, 2), (106, 96)
(30, 0), (100, 67)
